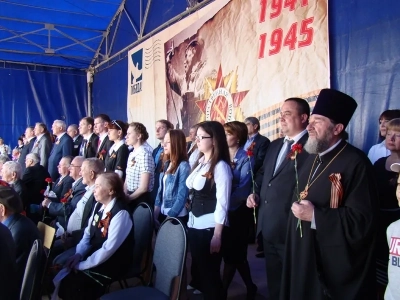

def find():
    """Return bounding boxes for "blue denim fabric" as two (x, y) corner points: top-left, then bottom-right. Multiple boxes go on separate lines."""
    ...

(154, 161), (190, 217)
(230, 148), (253, 211)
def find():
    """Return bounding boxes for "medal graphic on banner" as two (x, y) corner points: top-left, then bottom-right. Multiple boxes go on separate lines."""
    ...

(196, 64), (249, 123)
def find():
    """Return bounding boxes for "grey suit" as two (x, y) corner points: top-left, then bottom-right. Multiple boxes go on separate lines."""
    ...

(31, 134), (53, 169)
(6, 214), (40, 292)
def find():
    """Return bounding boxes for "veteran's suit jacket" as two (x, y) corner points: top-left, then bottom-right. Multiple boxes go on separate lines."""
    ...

(48, 133), (73, 181)
(255, 133), (309, 244)
(48, 177), (87, 228)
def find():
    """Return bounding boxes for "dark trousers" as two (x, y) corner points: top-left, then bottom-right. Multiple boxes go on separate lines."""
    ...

(188, 227), (223, 300)
(263, 240), (285, 300)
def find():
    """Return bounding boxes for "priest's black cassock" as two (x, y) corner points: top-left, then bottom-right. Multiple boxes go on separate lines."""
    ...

(280, 140), (378, 300)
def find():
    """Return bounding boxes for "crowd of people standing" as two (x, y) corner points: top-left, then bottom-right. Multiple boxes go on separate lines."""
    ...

(0, 88), (399, 300)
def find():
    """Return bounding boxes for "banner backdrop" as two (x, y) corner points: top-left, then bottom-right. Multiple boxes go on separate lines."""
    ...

(127, 0), (329, 144)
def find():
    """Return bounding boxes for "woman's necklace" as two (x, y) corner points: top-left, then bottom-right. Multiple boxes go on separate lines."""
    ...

(299, 144), (347, 200)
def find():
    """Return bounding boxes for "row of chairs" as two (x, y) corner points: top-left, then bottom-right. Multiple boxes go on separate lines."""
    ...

(20, 202), (188, 300)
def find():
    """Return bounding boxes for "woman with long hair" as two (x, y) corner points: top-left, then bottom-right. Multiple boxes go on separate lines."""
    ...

(124, 122), (155, 209)
(222, 121), (257, 299)
(104, 120), (129, 180)
(57, 172), (134, 300)
(186, 121), (232, 300)
(154, 129), (190, 226)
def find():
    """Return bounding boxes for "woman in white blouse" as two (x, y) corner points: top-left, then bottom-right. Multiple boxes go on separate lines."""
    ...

(57, 172), (134, 300)
(186, 121), (232, 300)
(124, 122), (155, 210)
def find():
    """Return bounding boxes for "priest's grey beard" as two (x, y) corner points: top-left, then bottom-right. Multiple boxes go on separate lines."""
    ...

(304, 130), (334, 154)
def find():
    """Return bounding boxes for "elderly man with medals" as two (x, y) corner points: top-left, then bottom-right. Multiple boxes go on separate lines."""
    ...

(280, 89), (379, 300)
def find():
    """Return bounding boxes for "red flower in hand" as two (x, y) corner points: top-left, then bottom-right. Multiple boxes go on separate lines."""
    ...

(292, 144), (303, 153)
(45, 178), (52, 183)
(288, 144), (303, 160)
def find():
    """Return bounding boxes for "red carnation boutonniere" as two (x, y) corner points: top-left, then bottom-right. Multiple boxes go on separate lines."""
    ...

(98, 149), (106, 160)
(98, 212), (112, 237)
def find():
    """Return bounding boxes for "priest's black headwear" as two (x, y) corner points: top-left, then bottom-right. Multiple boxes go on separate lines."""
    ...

(312, 89), (357, 128)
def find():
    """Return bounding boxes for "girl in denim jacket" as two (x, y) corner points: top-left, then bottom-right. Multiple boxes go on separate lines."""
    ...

(154, 130), (190, 227)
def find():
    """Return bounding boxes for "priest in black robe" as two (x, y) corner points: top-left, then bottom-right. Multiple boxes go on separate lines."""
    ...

(281, 89), (378, 300)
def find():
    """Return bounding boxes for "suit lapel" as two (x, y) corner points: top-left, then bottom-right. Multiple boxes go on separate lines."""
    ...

(272, 133), (308, 178)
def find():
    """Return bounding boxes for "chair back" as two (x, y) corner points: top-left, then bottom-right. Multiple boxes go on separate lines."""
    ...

(152, 217), (187, 299)
(20, 239), (45, 300)
(131, 202), (154, 277)
(37, 221), (56, 251)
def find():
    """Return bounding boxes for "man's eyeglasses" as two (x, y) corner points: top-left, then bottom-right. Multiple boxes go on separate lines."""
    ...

(195, 135), (212, 140)
(111, 120), (122, 130)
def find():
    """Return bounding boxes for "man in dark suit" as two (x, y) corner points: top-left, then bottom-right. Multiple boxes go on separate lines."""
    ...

(42, 156), (86, 229)
(67, 124), (83, 157)
(78, 117), (99, 158)
(18, 126), (36, 173)
(0, 185), (40, 291)
(48, 156), (74, 200)
(93, 114), (113, 160)
(48, 120), (74, 181)
(244, 117), (270, 255)
(22, 153), (51, 206)
(31, 122), (53, 169)
(247, 98), (310, 300)
(0, 221), (18, 300)
(244, 117), (270, 174)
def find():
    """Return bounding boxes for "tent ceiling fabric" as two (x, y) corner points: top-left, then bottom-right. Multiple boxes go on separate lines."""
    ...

(0, 0), (122, 68)
(0, 0), (205, 69)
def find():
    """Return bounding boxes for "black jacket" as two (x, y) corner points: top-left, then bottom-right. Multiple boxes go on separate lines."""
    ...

(22, 163), (51, 205)
(72, 135), (83, 157)
(6, 214), (40, 292)
(251, 133), (270, 174)
(0, 223), (18, 300)
(255, 133), (309, 243)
